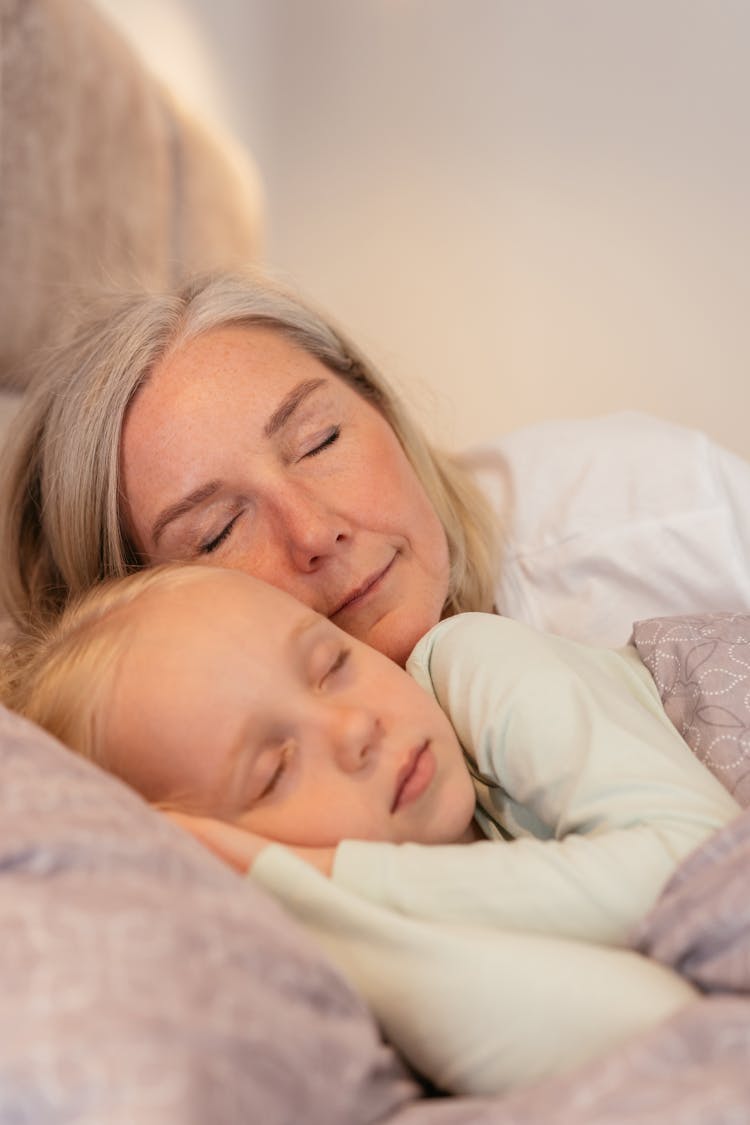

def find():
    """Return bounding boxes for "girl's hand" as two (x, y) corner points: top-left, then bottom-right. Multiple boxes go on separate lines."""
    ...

(161, 810), (336, 877)
(162, 810), (268, 872)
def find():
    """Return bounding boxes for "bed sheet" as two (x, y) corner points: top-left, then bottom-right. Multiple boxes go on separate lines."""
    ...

(3, 613), (750, 1122)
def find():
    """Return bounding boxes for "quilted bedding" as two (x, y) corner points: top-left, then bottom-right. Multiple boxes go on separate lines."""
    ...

(422, 613), (750, 1121)
(407, 612), (750, 1121)
(2, 612), (750, 1123)
(394, 797), (750, 1124)
(469, 807), (750, 1124)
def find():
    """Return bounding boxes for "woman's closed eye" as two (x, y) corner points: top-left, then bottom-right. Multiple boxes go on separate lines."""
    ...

(199, 513), (241, 556)
(302, 425), (340, 459)
(197, 427), (339, 556)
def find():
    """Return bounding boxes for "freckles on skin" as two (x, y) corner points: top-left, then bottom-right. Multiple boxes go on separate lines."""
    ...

(119, 326), (452, 663)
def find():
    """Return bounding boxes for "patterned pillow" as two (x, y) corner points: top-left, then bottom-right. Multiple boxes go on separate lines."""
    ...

(0, 705), (418, 1124)
(632, 613), (750, 806)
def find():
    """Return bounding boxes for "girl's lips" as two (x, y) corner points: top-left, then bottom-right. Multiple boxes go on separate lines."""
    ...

(331, 555), (397, 618)
(391, 742), (435, 813)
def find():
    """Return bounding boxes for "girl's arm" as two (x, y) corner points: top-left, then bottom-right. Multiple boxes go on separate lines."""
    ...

(165, 811), (696, 1097)
(161, 810), (335, 876)
(252, 845), (695, 1095)
(332, 614), (740, 944)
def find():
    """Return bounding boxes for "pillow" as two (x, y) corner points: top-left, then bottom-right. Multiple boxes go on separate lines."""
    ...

(0, 704), (420, 1123)
(632, 613), (750, 806)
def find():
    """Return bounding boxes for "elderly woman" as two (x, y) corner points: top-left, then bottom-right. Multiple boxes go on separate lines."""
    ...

(2, 269), (750, 658)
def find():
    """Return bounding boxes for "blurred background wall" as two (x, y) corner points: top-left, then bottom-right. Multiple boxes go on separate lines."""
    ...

(94, 0), (750, 456)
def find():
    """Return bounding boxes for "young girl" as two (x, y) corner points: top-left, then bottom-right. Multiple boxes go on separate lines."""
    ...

(2, 564), (738, 1094)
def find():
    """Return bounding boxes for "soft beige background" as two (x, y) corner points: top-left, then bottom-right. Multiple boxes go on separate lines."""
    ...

(95, 0), (750, 457)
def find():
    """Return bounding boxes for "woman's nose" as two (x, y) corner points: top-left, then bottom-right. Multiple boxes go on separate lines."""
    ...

(329, 708), (383, 772)
(275, 489), (351, 572)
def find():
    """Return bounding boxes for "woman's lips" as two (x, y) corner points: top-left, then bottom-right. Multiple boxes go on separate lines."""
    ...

(391, 742), (435, 813)
(331, 555), (396, 619)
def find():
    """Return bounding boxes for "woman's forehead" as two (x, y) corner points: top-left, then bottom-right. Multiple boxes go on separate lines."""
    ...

(125, 326), (346, 445)
(154, 324), (324, 388)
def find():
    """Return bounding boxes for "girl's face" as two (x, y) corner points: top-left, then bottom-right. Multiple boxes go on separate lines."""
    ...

(120, 326), (450, 666)
(104, 568), (477, 849)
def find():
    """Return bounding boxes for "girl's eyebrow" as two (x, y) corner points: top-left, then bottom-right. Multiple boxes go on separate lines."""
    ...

(289, 612), (326, 645)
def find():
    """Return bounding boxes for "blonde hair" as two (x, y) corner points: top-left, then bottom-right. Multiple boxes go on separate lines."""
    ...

(0, 270), (500, 628)
(0, 565), (198, 775)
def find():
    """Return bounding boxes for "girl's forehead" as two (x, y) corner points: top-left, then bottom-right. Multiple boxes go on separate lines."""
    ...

(149, 568), (319, 639)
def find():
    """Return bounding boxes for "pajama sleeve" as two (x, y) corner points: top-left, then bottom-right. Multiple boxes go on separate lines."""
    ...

(332, 614), (739, 944)
(252, 845), (695, 1096)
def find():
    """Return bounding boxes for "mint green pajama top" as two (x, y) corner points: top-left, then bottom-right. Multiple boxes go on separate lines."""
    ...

(253, 613), (738, 1095)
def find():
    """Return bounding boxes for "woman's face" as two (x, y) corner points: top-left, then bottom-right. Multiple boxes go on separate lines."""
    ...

(120, 326), (450, 665)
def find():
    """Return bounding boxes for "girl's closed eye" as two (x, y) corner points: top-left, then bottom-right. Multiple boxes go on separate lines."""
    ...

(322, 648), (350, 686)
(258, 743), (292, 800)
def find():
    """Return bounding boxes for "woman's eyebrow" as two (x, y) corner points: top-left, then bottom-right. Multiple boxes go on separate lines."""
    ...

(264, 378), (327, 438)
(149, 379), (327, 546)
(151, 480), (222, 546)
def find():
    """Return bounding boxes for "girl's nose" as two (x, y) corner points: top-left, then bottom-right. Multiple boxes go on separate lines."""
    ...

(330, 709), (384, 772)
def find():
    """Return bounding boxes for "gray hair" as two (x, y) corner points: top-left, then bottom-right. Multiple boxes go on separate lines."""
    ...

(0, 270), (500, 628)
